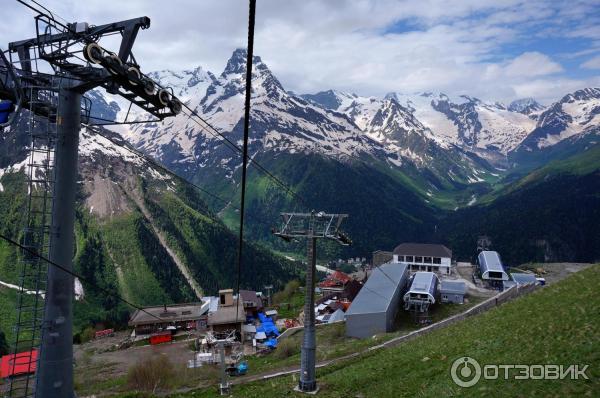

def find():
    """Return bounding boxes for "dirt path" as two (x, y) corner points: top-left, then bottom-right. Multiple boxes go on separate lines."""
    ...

(0, 279), (44, 296)
(455, 264), (496, 297)
(518, 262), (593, 284)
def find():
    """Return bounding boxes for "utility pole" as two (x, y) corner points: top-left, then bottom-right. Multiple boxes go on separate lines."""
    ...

(264, 284), (273, 307)
(273, 211), (351, 393)
(2, 10), (181, 398)
(477, 235), (492, 252)
(218, 341), (230, 395)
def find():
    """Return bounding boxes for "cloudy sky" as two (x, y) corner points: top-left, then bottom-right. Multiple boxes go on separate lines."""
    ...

(2, 0), (600, 104)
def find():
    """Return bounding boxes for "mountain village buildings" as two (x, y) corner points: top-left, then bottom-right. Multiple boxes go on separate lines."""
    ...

(403, 272), (439, 312)
(345, 262), (410, 338)
(478, 250), (510, 282)
(372, 243), (453, 274)
(128, 302), (210, 335)
(393, 243), (453, 274)
(440, 280), (467, 304)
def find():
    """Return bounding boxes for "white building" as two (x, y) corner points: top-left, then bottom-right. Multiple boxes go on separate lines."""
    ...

(392, 243), (452, 274)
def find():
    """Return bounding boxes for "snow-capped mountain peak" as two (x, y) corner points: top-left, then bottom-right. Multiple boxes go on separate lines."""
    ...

(147, 66), (216, 102)
(508, 98), (545, 115)
(108, 49), (597, 191)
(516, 87), (600, 151)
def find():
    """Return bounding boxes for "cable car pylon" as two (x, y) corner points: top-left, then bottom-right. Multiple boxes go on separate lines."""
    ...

(1, 6), (183, 397)
(273, 211), (351, 393)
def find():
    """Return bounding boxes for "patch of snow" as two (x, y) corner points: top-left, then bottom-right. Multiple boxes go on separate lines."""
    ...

(467, 195), (477, 206)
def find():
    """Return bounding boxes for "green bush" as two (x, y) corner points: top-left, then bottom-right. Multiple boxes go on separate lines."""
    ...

(274, 279), (301, 305)
(272, 338), (300, 359)
(79, 327), (96, 344)
(126, 355), (175, 392)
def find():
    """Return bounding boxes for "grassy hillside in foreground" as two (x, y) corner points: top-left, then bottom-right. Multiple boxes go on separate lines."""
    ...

(181, 265), (599, 398)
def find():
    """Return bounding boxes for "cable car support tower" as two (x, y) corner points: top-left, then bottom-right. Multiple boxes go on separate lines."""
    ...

(0, 5), (182, 397)
(273, 211), (351, 393)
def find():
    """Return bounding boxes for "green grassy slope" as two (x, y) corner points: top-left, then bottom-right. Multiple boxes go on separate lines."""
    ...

(515, 144), (600, 187)
(210, 152), (440, 259)
(0, 167), (298, 342)
(214, 148), (600, 266)
(508, 130), (600, 176)
(437, 156), (600, 264)
(141, 180), (298, 294)
(478, 144), (600, 204)
(185, 265), (599, 398)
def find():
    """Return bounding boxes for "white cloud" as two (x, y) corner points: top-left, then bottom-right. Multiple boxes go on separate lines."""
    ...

(503, 52), (563, 77)
(581, 55), (600, 70)
(511, 76), (600, 100)
(1, 0), (598, 104)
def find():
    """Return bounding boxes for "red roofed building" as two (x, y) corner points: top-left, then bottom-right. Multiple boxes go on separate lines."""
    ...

(318, 271), (352, 294)
(1, 349), (38, 378)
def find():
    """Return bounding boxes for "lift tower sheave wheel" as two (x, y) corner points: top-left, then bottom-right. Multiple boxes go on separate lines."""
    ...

(143, 79), (155, 96)
(157, 89), (170, 106)
(83, 43), (103, 64)
(127, 66), (141, 86)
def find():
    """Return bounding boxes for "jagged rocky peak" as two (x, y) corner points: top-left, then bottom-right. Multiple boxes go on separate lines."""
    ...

(459, 95), (482, 104)
(384, 92), (399, 101)
(512, 87), (600, 152)
(560, 87), (600, 103)
(299, 89), (359, 111)
(368, 96), (427, 138)
(144, 66), (216, 101)
(218, 49), (284, 93)
(301, 90), (343, 110)
(222, 48), (270, 76)
(508, 97), (544, 114)
(87, 90), (121, 122)
(187, 66), (216, 87)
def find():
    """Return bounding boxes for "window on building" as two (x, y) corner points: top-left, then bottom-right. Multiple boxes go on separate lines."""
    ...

(415, 256), (423, 263)
(397, 255), (404, 262)
(488, 271), (504, 279)
(220, 294), (226, 305)
(433, 257), (441, 264)
(405, 255), (414, 262)
(424, 256), (432, 264)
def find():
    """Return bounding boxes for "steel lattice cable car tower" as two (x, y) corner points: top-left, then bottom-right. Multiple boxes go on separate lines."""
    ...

(0, 4), (182, 397)
(273, 211), (351, 393)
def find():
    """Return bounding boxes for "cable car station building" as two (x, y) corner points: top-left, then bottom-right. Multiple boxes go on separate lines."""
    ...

(478, 251), (509, 282)
(392, 243), (452, 274)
